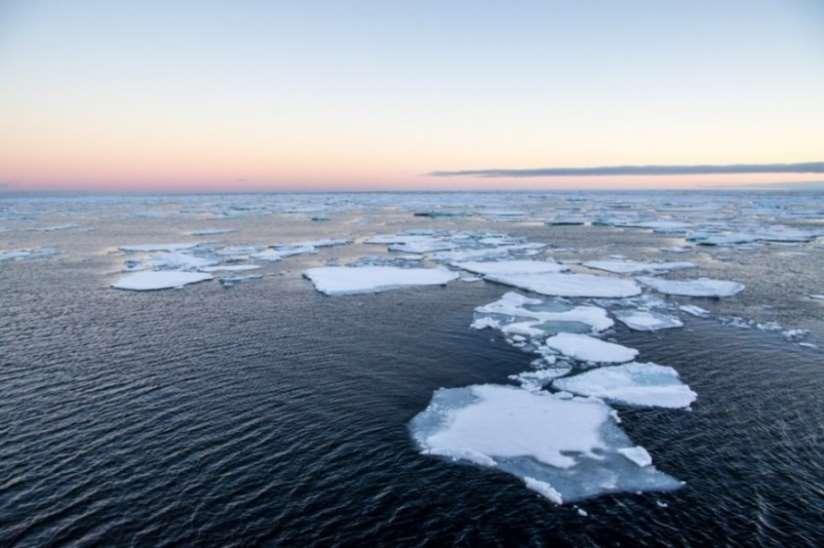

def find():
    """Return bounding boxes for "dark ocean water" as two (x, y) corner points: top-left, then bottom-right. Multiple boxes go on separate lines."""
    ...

(2, 254), (823, 547)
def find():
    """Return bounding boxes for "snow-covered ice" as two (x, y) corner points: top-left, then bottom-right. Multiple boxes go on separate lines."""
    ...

(583, 259), (695, 275)
(473, 292), (614, 334)
(303, 266), (459, 295)
(637, 276), (745, 297)
(120, 243), (199, 252)
(149, 251), (217, 270)
(614, 310), (684, 331)
(453, 260), (567, 276)
(485, 273), (642, 298)
(679, 304), (710, 317)
(410, 384), (682, 504)
(553, 362), (697, 409)
(112, 270), (213, 291)
(199, 264), (262, 272)
(543, 333), (639, 363)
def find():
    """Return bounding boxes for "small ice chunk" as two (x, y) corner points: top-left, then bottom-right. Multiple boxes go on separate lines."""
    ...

(486, 273), (642, 298)
(112, 270), (213, 291)
(618, 446), (653, 467)
(188, 228), (235, 236)
(524, 477), (564, 504)
(583, 260), (695, 275)
(199, 264), (262, 272)
(544, 333), (638, 364)
(251, 249), (284, 262)
(679, 304), (710, 317)
(509, 367), (572, 391)
(614, 310), (684, 331)
(553, 362), (697, 409)
(474, 292), (614, 333)
(0, 247), (58, 262)
(453, 260), (567, 276)
(150, 252), (217, 270)
(120, 243), (198, 252)
(303, 266), (459, 295)
(637, 276), (744, 297)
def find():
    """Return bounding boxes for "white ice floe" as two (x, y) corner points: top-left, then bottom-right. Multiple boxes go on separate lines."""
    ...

(410, 384), (682, 504)
(303, 266), (459, 295)
(112, 270), (213, 291)
(473, 292), (613, 334)
(485, 273), (641, 298)
(614, 310), (684, 331)
(250, 249), (284, 262)
(199, 264), (262, 272)
(0, 247), (58, 262)
(679, 304), (710, 317)
(120, 243), (199, 252)
(583, 259), (695, 275)
(453, 260), (567, 276)
(188, 228), (236, 236)
(637, 276), (744, 297)
(618, 446), (653, 467)
(543, 333), (638, 363)
(553, 362), (697, 409)
(149, 251), (217, 270)
(430, 243), (547, 263)
(509, 367), (572, 392)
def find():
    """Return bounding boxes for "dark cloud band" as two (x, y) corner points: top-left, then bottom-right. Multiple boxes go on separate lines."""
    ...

(428, 162), (824, 178)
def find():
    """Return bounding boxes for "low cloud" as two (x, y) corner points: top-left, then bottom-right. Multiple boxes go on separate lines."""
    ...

(428, 162), (824, 178)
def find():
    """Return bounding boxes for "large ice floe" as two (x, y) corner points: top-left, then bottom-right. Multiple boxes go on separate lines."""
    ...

(485, 272), (642, 298)
(410, 384), (683, 504)
(452, 260), (567, 276)
(614, 310), (684, 331)
(112, 271), (213, 291)
(553, 363), (697, 409)
(543, 333), (639, 364)
(637, 276), (745, 297)
(583, 259), (695, 275)
(303, 266), (459, 295)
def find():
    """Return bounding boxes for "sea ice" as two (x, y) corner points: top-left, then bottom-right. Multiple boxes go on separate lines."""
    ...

(679, 304), (710, 317)
(553, 362), (697, 409)
(199, 264), (262, 272)
(637, 276), (745, 297)
(614, 310), (684, 331)
(112, 270), (213, 291)
(583, 259), (695, 275)
(473, 292), (614, 334)
(453, 260), (567, 276)
(120, 243), (199, 252)
(410, 384), (682, 504)
(149, 251), (217, 270)
(303, 266), (459, 295)
(543, 333), (638, 363)
(188, 228), (236, 236)
(0, 247), (58, 262)
(486, 273), (641, 298)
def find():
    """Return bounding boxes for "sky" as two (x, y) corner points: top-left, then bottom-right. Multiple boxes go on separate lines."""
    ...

(1, 0), (823, 192)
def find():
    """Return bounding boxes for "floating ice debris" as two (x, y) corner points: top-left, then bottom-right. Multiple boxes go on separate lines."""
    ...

(120, 243), (199, 252)
(453, 260), (567, 276)
(410, 384), (682, 504)
(29, 223), (83, 232)
(287, 238), (351, 248)
(637, 276), (744, 297)
(543, 333), (639, 363)
(149, 251), (217, 270)
(553, 362), (697, 409)
(583, 260), (695, 275)
(618, 446), (653, 467)
(112, 270), (213, 291)
(219, 274), (263, 287)
(486, 273), (642, 298)
(0, 247), (58, 262)
(271, 244), (318, 257)
(688, 226), (819, 246)
(460, 275), (482, 282)
(199, 264), (262, 272)
(473, 292), (614, 334)
(215, 245), (259, 257)
(782, 329), (809, 342)
(624, 221), (692, 234)
(614, 310), (684, 331)
(509, 367), (572, 392)
(810, 294), (824, 301)
(430, 243), (546, 262)
(679, 304), (710, 317)
(251, 249), (284, 262)
(303, 266), (459, 295)
(188, 228), (236, 236)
